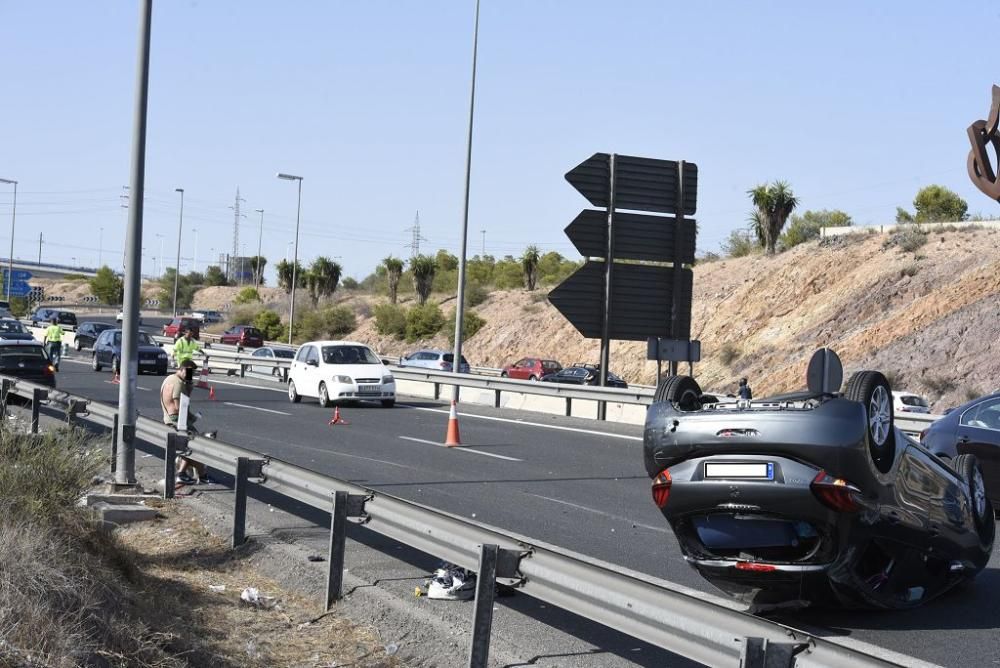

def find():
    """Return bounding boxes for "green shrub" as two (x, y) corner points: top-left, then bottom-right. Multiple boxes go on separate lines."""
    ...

(374, 303), (407, 339)
(253, 309), (285, 340)
(227, 303), (264, 326)
(447, 309), (486, 345)
(466, 282), (489, 307)
(405, 303), (445, 342)
(721, 229), (757, 258)
(883, 223), (927, 253)
(233, 287), (261, 305)
(298, 306), (357, 341)
(899, 263), (919, 278)
(9, 296), (29, 317)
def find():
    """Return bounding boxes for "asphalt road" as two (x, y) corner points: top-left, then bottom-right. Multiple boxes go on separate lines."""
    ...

(50, 347), (1000, 667)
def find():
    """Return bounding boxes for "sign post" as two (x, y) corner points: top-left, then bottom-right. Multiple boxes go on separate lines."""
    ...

(551, 153), (699, 416)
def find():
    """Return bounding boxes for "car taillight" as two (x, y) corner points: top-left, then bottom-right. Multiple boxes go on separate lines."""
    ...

(735, 561), (777, 572)
(810, 470), (861, 513)
(46, 365), (55, 375)
(651, 470), (672, 508)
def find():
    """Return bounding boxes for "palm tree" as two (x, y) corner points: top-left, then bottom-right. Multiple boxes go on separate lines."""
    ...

(747, 181), (799, 254)
(382, 256), (404, 304)
(521, 245), (541, 291)
(410, 255), (436, 305)
(306, 256), (342, 305)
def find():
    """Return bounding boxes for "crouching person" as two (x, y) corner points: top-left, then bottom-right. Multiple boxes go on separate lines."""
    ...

(160, 359), (207, 484)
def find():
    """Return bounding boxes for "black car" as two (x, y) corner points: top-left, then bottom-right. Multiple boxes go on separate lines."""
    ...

(0, 318), (35, 341)
(0, 340), (56, 387)
(643, 349), (993, 611)
(30, 308), (77, 328)
(922, 391), (1000, 511)
(73, 321), (114, 350)
(92, 329), (169, 375)
(541, 363), (628, 389)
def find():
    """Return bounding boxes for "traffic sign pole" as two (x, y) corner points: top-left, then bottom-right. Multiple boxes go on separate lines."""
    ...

(670, 161), (686, 375)
(597, 154), (617, 420)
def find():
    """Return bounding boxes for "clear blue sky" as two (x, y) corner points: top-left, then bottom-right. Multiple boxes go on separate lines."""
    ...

(2, 1), (999, 283)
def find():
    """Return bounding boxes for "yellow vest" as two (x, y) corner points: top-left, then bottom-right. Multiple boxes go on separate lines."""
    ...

(173, 337), (200, 362)
(45, 324), (64, 343)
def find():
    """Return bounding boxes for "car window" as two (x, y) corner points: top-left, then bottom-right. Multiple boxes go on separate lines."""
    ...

(273, 349), (294, 359)
(0, 346), (45, 358)
(900, 395), (928, 407)
(306, 346), (320, 365)
(322, 345), (379, 365)
(0, 321), (25, 333)
(965, 399), (1000, 430)
(542, 361), (561, 370)
(138, 332), (154, 346)
(295, 346), (310, 362)
(113, 333), (122, 346)
(252, 349), (265, 358)
(94, 323), (112, 333)
(245, 327), (260, 336)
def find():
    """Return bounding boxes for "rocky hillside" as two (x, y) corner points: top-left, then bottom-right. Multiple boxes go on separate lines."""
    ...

(35, 226), (1000, 411)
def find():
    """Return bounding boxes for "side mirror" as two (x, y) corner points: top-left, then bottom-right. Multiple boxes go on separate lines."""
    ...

(307, 359), (318, 367)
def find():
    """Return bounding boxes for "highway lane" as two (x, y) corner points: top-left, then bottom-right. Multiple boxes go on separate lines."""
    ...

(49, 350), (1000, 667)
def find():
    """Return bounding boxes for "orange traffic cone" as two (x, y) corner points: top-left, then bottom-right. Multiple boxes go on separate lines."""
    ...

(196, 368), (211, 390)
(444, 400), (461, 447)
(110, 371), (121, 385)
(328, 406), (349, 425)
(208, 385), (216, 400)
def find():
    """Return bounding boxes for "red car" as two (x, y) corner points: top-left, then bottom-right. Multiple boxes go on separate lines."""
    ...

(501, 357), (562, 381)
(220, 325), (264, 349)
(162, 317), (201, 340)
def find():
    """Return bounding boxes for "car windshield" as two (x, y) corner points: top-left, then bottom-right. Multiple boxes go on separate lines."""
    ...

(322, 345), (380, 365)
(0, 321), (26, 333)
(0, 346), (44, 359)
(92, 323), (113, 333)
(901, 395), (928, 407)
(112, 332), (154, 346)
(442, 354), (468, 364)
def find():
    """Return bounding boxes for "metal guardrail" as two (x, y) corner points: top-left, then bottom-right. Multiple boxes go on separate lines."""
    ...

(0, 374), (915, 668)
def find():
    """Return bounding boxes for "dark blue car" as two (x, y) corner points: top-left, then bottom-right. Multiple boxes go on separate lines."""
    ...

(92, 328), (169, 375)
(922, 392), (1000, 511)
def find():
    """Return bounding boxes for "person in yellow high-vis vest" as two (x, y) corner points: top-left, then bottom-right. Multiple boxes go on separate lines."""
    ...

(44, 317), (64, 371)
(172, 328), (202, 367)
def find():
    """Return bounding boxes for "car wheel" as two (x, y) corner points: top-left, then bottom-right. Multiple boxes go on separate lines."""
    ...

(74, 339), (82, 351)
(92, 353), (102, 372)
(272, 367), (281, 378)
(288, 380), (301, 403)
(845, 370), (895, 474)
(953, 454), (996, 546)
(654, 375), (702, 411)
(381, 399), (396, 408)
(318, 382), (331, 408)
(529, 375), (538, 381)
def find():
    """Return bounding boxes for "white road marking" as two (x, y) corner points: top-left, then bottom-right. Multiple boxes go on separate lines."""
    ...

(223, 401), (291, 416)
(524, 493), (669, 533)
(102, 381), (150, 390)
(399, 435), (524, 461)
(399, 404), (642, 442)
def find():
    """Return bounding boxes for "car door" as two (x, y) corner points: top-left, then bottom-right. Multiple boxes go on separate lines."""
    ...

(955, 398), (1000, 506)
(94, 331), (109, 364)
(509, 358), (528, 380)
(291, 345), (309, 391)
(251, 348), (266, 373)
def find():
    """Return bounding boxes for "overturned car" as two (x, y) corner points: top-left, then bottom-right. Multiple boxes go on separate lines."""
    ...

(643, 349), (994, 610)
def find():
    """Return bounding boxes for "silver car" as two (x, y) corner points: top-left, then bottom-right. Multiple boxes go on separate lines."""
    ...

(398, 349), (471, 374)
(249, 346), (296, 376)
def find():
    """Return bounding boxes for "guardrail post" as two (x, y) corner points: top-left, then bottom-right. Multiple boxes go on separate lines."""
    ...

(30, 388), (47, 433)
(740, 637), (800, 668)
(565, 397), (572, 417)
(281, 368), (289, 383)
(239, 363), (246, 378)
(0, 378), (11, 419)
(233, 456), (250, 547)
(494, 389), (500, 409)
(468, 543), (499, 668)
(598, 400), (606, 421)
(325, 490), (349, 609)
(110, 412), (119, 475)
(434, 382), (440, 400)
(164, 432), (186, 500)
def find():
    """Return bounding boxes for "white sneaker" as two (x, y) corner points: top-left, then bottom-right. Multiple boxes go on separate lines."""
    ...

(427, 567), (476, 600)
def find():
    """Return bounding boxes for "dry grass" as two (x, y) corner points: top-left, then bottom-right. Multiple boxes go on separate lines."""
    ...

(718, 342), (740, 366)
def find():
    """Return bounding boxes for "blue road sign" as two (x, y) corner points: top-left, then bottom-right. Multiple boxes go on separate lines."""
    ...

(3, 282), (32, 297)
(1, 269), (32, 282)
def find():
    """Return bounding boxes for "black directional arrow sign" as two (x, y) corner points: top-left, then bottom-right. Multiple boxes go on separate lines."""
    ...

(548, 261), (693, 341)
(565, 153), (698, 215)
(565, 209), (696, 263)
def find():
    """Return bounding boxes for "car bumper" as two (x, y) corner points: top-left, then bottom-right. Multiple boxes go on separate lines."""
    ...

(330, 380), (395, 400)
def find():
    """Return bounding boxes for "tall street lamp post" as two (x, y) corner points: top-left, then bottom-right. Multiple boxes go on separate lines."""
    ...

(254, 208), (264, 291)
(276, 173), (303, 344)
(172, 188), (184, 317)
(0, 178), (18, 302)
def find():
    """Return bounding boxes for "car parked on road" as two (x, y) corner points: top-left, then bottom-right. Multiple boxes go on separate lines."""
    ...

(288, 340), (395, 408)
(541, 363), (628, 388)
(162, 317), (201, 340)
(0, 318), (35, 341)
(644, 349), (994, 610)
(115, 310), (143, 325)
(220, 325), (264, 349)
(30, 308), (77, 328)
(398, 349), (470, 374)
(73, 321), (114, 350)
(893, 391), (930, 414)
(92, 329), (169, 375)
(502, 357), (562, 381)
(0, 339), (56, 387)
(922, 391), (1000, 511)
(192, 310), (224, 324)
(249, 346), (296, 376)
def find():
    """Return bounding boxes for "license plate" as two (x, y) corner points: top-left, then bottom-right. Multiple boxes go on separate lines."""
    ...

(704, 462), (774, 480)
(140, 360), (157, 366)
(358, 384), (379, 394)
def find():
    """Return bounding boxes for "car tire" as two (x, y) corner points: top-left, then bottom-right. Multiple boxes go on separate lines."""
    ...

(529, 375), (538, 381)
(953, 454), (996, 545)
(845, 370), (895, 474)
(318, 382), (331, 408)
(654, 375), (702, 411)
(74, 339), (83, 351)
(288, 380), (301, 403)
(92, 353), (102, 372)
(382, 399), (396, 408)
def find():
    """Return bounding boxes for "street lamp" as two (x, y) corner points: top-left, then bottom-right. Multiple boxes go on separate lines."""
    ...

(276, 172), (303, 345)
(254, 208), (264, 291)
(0, 178), (18, 302)
(172, 188), (184, 317)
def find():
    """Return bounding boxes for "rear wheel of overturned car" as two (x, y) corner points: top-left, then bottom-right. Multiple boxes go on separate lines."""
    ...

(654, 375), (702, 411)
(845, 370), (895, 474)
(952, 454), (995, 546)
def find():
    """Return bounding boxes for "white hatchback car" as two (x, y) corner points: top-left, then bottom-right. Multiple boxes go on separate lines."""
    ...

(288, 340), (395, 407)
(892, 391), (930, 414)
